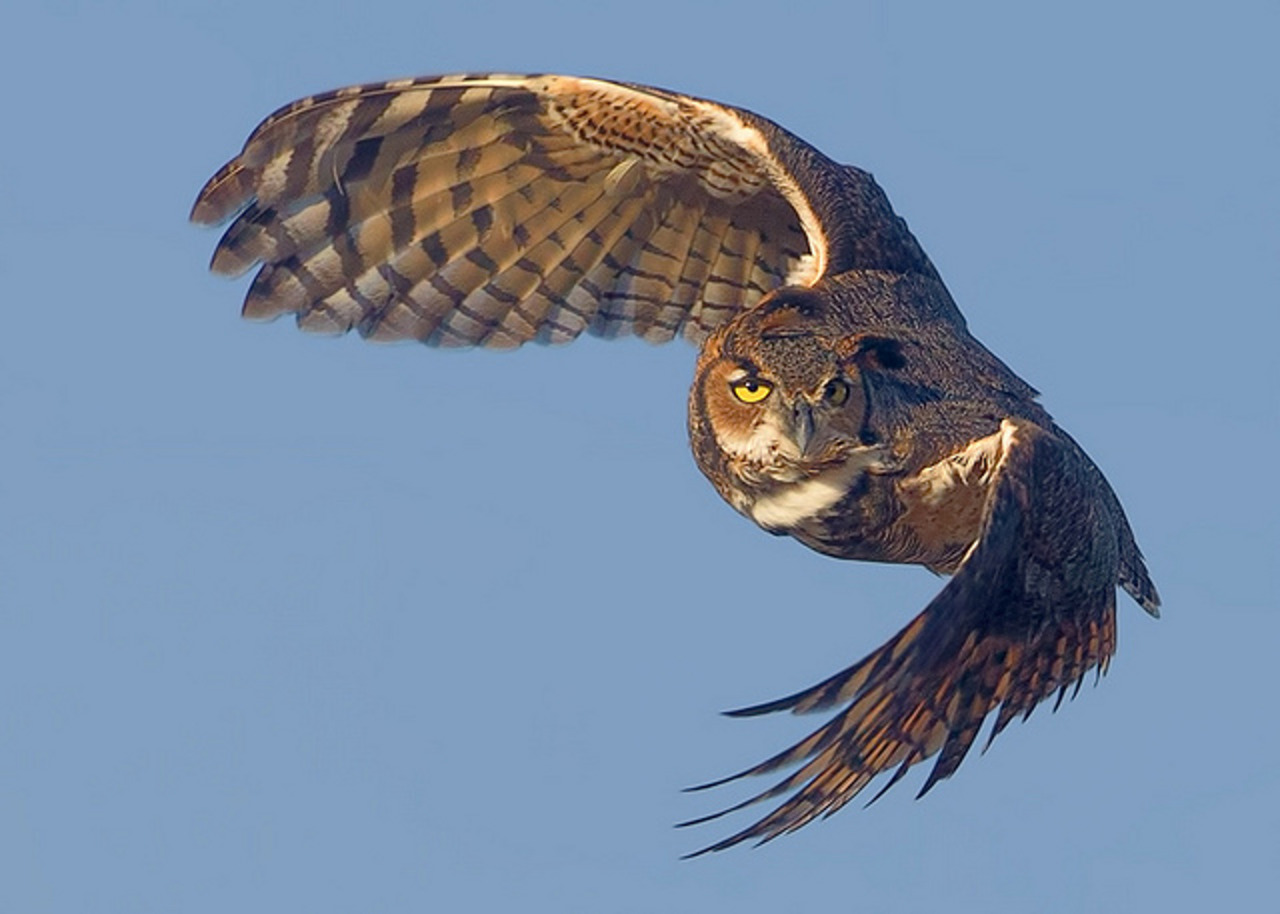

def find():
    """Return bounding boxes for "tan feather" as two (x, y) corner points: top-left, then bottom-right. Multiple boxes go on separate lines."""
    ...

(192, 74), (826, 349)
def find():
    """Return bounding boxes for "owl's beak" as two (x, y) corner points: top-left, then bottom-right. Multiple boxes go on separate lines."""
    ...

(791, 400), (816, 456)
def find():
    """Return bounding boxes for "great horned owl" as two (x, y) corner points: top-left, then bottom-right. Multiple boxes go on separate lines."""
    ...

(192, 73), (1159, 854)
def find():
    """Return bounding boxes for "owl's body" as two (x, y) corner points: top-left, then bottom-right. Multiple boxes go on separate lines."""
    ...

(194, 73), (1158, 853)
(691, 272), (1040, 564)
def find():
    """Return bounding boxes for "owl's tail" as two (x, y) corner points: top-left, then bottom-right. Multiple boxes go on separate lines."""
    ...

(678, 591), (1118, 855)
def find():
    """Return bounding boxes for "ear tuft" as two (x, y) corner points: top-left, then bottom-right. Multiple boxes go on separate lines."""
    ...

(846, 334), (906, 370)
(755, 289), (825, 339)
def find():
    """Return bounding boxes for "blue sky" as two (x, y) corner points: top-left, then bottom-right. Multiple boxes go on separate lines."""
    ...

(4, 1), (1276, 911)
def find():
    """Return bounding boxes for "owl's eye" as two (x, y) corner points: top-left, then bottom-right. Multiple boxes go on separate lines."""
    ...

(823, 378), (851, 406)
(730, 377), (773, 404)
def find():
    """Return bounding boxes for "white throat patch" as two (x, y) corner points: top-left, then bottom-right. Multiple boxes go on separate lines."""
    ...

(746, 449), (886, 531)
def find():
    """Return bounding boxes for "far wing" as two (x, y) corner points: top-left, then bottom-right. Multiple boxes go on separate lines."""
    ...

(192, 74), (933, 348)
(681, 419), (1159, 854)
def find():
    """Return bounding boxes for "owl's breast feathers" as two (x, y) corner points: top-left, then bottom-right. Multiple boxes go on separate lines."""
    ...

(776, 418), (1016, 571)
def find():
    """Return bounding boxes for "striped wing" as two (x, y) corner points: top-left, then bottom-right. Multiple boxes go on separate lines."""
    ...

(191, 74), (829, 348)
(682, 420), (1159, 854)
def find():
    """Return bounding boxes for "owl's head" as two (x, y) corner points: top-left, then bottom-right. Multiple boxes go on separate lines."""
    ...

(689, 290), (900, 529)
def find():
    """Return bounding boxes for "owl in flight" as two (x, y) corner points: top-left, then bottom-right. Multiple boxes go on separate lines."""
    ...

(193, 73), (1159, 854)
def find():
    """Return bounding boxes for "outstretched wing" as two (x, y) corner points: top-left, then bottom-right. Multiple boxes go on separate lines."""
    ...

(192, 74), (933, 348)
(681, 419), (1159, 855)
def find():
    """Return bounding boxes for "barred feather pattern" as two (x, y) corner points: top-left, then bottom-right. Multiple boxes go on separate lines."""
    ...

(191, 74), (820, 348)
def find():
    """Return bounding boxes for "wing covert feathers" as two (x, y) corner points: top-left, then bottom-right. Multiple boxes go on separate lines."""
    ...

(683, 420), (1154, 855)
(192, 74), (829, 347)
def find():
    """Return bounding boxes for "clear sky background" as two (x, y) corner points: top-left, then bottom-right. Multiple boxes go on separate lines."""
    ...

(4, 1), (1276, 911)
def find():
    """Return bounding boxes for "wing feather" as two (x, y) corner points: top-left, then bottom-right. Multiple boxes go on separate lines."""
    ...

(683, 419), (1143, 854)
(193, 74), (845, 348)
(676, 208), (734, 339)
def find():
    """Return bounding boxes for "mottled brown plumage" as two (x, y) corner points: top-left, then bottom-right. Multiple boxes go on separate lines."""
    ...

(192, 73), (1158, 854)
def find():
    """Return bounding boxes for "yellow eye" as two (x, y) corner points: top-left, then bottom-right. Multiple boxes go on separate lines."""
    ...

(823, 378), (851, 406)
(731, 377), (773, 404)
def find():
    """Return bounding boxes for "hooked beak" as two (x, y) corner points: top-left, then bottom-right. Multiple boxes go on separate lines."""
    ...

(791, 399), (815, 456)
